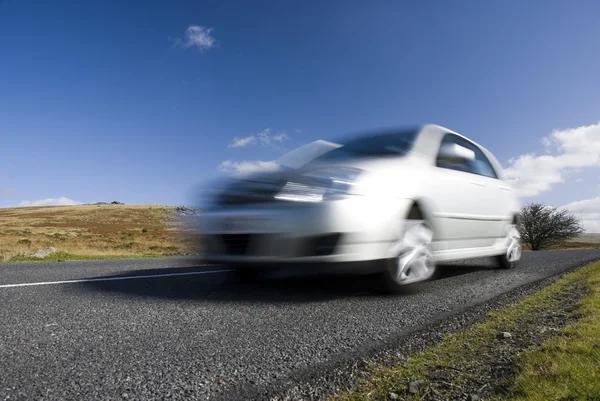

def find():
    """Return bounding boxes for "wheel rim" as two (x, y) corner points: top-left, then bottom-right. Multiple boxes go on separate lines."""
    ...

(391, 221), (435, 285)
(506, 226), (522, 263)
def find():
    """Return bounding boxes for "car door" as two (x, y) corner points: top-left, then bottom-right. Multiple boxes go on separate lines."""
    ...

(462, 142), (509, 243)
(427, 134), (504, 253)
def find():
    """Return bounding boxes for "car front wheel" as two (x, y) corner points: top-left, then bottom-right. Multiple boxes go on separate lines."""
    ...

(380, 219), (437, 294)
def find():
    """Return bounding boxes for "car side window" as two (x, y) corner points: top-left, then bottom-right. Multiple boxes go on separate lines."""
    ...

(470, 148), (498, 179)
(436, 135), (471, 173)
(436, 134), (498, 179)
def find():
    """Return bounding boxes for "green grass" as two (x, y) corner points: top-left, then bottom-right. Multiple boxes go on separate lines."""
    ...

(330, 262), (600, 401)
(509, 266), (600, 401)
(9, 251), (170, 262)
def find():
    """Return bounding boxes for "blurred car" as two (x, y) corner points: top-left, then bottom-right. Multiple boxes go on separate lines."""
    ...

(201, 124), (522, 293)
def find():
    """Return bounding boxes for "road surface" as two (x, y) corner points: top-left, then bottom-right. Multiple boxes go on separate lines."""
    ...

(1, 250), (600, 400)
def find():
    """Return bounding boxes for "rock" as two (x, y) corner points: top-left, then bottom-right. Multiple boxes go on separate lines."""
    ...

(387, 391), (400, 400)
(540, 326), (559, 334)
(141, 228), (148, 233)
(407, 379), (427, 394)
(497, 331), (512, 339)
(175, 206), (203, 217)
(467, 394), (480, 401)
(431, 369), (452, 381)
(94, 202), (109, 205)
(30, 247), (57, 258)
(111, 201), (124, 205)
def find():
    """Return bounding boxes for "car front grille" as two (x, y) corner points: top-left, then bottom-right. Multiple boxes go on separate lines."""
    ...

(307, 233), (342, 256)
(216, 233), (341, 258)
(220, 234), (252, 255)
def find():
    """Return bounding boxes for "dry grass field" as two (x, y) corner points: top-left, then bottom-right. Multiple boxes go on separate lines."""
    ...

(526, 234), (600, 251)
(521, 233), (600, 251)
(0, 204), (200, 262)
(542, 241), (600, 251)
(568, 233), (600, 244)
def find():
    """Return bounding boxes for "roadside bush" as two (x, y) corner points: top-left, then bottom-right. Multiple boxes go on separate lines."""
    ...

(518, 203), (584, 251)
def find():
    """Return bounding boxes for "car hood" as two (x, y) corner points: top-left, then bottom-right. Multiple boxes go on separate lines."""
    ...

(211, 154), (425, 206)
(222, 154), (420, 190)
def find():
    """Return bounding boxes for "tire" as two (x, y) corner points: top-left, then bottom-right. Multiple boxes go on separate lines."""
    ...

(497, 225), (522, 270)
(380, 218), (437, 294)
(496, 253), (516, 270)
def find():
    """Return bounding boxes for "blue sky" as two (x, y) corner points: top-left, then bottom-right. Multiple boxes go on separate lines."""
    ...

(1, 0), (599, 228)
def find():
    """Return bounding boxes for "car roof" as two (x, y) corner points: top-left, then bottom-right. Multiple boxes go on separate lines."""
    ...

(324, 124), (503, 175)
(420, 124), (477, 144)
(418, 124), (506, 180)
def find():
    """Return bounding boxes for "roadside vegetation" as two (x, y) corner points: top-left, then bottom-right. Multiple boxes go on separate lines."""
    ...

(518, 203), (584, 251)
(0, 204), (200, 262)
(330, 261), (600, 401)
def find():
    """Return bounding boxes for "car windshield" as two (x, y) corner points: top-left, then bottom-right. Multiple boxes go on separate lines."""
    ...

(275, 139), (342, 169)
(312, 129), (418, 162)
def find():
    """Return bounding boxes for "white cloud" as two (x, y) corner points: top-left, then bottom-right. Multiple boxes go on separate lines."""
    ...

(504, 122), (600, 197)
(273, 132), (289, 143)
(257, 128), (272, 146)
(576, 178), (584, 183)
(561, 197), (600, 233)
(228, 135), (255, 148)
(219, 160), (280, 176)
(175, 25), (216, 51)
(15, 197), (83, 207)
(227, 128), (289, 148)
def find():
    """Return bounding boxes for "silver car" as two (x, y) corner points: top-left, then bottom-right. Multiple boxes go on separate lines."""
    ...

(201, 124), (522, 293)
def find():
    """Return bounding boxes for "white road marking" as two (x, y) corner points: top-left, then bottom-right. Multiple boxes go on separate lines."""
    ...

(0, 269), (233, 289)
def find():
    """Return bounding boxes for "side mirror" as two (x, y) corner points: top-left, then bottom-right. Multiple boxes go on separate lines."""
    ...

(438, 143), (475, 163)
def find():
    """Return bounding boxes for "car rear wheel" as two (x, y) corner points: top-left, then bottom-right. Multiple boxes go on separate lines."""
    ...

(497, 225), (521, 269)
(380, 218), (437, 294)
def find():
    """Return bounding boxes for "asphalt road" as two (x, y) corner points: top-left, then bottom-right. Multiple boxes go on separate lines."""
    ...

(1, 250), (600, 400)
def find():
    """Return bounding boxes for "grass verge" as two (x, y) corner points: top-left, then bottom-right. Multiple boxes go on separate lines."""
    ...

(509, 264), (600, 401)
(330, 261), (600, 401)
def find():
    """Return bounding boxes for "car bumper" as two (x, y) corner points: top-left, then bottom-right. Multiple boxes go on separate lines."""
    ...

(200, 197), (414, 264)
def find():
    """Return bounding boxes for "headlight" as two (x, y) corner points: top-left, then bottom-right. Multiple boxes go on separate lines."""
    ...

(274, 167), (362, 202)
